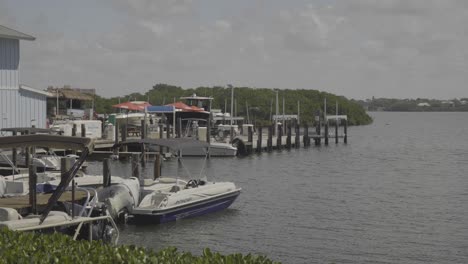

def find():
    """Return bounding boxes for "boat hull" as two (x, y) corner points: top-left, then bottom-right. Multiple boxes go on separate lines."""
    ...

(181, 143), (237, 157)
(131, 190), (240, 224)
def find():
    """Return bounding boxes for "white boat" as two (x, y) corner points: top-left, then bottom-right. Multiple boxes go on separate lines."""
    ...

(0, 135), (141, 238)
(118, 138), (241, 224)
(181, 141), (237, 157)
(0, 134), (121, 243)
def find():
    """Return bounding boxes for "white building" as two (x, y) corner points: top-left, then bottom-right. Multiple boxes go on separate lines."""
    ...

(0, 25), (50, 131)
(417, 102), (430, 107)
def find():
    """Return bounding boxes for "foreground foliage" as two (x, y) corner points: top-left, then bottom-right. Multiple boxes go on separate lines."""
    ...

(0, 229), (279, 264)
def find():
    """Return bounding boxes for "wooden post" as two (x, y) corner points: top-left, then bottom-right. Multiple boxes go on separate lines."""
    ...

(257, 127), (263, 153)
(121, 124), (128, 152)
(81, 124), (86, 137)
(286, 125), (292, 149)
(230, 126), (235, 143)
(154, 153), (161, 180)
(177, 118), (182, 138)
(335, 119), (339, 144)
(141, 143), (147, 168)
(303, 123), (309, 147)
(267, 125), (273, 152)
(206, 115), (211, 143)
(316, 112), (321, 145)
(247, 126), (253, 154)
(12, 131), (17, 167)
(166, 122), (170, 139)
(29, 164), (37, 214)
(72, 178), (75, 218)
(324, 122), (329, 145)
(60, 157), (74, 217)
(131, 153), (141, 186)
(141, 119), (146, 139)
(113, 122), (120, 156)
(103, 158), (111, 187)
(277, 124), (282, 150)
(344, 120), (348, 144)
(72, 124), (77, 137)
(159, 124), (164, 154)
(25, 148), (31, 170)
(295, 124), (300, 148)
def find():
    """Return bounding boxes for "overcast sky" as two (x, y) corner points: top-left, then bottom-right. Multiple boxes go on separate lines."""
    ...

(1, 0), (467, 99)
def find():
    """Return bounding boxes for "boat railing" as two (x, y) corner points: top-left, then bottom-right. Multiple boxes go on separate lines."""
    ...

(0, 152), (19, 176)
(13, 186), (119, 245)
(15, 215), (120, 245)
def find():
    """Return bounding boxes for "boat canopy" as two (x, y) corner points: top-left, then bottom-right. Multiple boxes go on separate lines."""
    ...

(117, 138), (209, 151)
(0, 134), (93, 152)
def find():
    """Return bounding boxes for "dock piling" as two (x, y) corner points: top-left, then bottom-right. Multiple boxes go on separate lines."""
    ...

(335, 119), (339, 144)
(72, 124), (77, 137)
(267, 125), (273, 151)
(344, 120), (348, 144)
(131, 153), (141, 185)
(247, 126), (253, 154)
(28, 164), (37, 214)
(324, 122), (329, 145)
(277, 125), (282, 150)
(295, 124), (300, 148)
(286, 125), (292, 149)
(103, 158), (111, 187)
(154, 153), (161, 180)
(257, 127), (263, 153)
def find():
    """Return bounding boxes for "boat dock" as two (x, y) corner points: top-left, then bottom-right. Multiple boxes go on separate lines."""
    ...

(85, 114), (349, 157)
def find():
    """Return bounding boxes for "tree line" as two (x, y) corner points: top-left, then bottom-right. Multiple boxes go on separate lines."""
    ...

(93, 84), (373, 126)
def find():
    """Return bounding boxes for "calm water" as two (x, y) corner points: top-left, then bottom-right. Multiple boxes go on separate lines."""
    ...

(87, 112), (468, 264)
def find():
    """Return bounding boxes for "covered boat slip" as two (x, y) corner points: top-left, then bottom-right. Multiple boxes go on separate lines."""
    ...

(0, 134), (93, 151)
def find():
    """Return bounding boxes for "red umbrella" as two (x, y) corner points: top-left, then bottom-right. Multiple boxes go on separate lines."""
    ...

(112, 101), (151, 111)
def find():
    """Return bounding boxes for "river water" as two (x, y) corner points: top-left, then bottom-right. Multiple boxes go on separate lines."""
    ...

(87, 112), (468, 264)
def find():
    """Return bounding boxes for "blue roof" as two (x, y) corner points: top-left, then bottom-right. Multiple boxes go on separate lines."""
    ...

(146, 105), (175, 113)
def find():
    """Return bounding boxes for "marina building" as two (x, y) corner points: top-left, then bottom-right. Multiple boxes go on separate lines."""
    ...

(0, 25), (50, 131)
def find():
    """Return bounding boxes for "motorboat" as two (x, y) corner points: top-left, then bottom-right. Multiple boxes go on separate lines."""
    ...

(117, 138), (241, 224)
(181, 141), (237, 157)
(0, 135), (140, 234)
(0, 148), (61, 175)
(0, 134), (120, 243)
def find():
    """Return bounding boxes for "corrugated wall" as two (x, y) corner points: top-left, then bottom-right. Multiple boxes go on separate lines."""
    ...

(0, 89), (47, 130)
(0, 38), (19, 90)
(0, 37), (47, 130)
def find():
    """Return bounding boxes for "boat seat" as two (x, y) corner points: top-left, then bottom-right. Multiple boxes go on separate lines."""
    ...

(0, 211), (71, 230)
(0, 207), (20, 221)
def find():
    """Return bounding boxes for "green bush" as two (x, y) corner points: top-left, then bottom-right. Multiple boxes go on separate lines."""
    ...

(0, 229), (279, 264)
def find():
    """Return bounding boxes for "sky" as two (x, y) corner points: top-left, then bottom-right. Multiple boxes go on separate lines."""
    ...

(1, 0), (467, 100)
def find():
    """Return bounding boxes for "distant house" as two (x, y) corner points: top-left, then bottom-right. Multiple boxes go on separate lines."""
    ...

(460, 100), (467, 105)
(0, 25), (50, 131)
(417, 102), (431, 107)
(441, 100), (455, 106)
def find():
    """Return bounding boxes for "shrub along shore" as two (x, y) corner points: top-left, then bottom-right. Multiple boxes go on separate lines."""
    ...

(0, 229), (279, 264)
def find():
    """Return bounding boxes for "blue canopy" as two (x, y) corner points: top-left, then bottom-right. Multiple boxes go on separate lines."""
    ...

(146, 105), (175, 113)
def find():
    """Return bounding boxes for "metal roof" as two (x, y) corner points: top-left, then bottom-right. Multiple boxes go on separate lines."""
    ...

(0, 25), (35, 41)
(20, 85), (52, 97)
(0, 134), (93, 151)
(47, 88), (94, 100)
